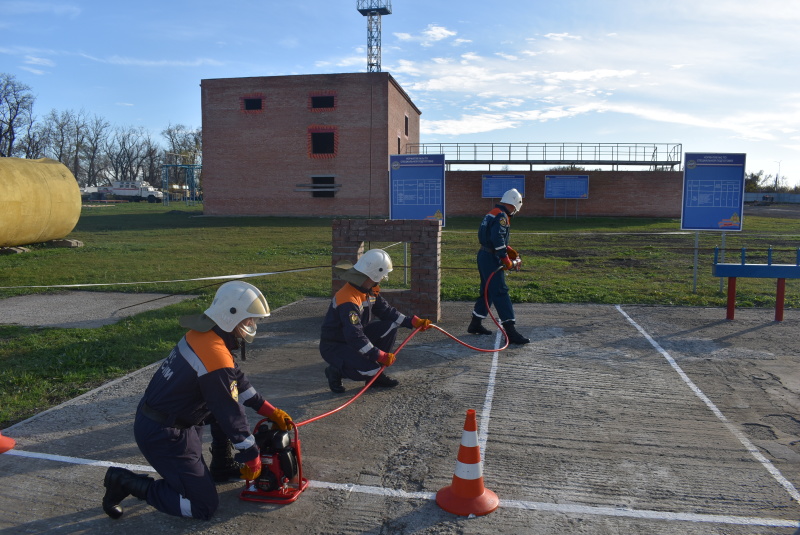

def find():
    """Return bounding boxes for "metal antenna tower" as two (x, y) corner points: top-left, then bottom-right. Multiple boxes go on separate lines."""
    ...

(356, 1), (392, 72)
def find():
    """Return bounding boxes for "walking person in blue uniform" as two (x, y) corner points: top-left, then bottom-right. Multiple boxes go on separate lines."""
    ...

(467, 188), (530, 345)
(102, 281), (294, 521)
(320, 248), (432, 393)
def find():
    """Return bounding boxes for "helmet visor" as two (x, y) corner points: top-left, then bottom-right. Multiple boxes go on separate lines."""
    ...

(235, 317), (258, 343)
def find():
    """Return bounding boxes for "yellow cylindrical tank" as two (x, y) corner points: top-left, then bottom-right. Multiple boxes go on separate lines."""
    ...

(0, 157), (81, 247)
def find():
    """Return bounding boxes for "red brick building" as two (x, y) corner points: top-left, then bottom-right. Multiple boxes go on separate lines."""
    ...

(201, 72), (420, 217)
(201, 72), (683, 219)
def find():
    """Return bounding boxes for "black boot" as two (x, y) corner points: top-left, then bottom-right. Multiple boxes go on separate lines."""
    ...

(102, 466), (154, 519)
(467, 314), (492, 335)
(371, 373), (399, 388)
(502, 320), (530, 345)
(325, 365), (345, 393)
(210, 441), (242, 482)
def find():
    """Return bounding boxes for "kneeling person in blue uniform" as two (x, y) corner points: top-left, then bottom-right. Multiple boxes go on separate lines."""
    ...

(102, 281), (294, 521)
(320, 249), (432, 393)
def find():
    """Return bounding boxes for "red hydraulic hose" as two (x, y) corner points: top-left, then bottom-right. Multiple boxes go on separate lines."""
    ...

(295, 265), (511, 427)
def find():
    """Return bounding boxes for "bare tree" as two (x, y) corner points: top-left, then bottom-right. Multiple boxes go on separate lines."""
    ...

(162, 123), (202, 164)
(17, 119), (48, 159)
(83, 115), (110, 187)
(141, 136), (164, 187)
(161, 123), (202, 191)
(106, 125), (154, 183)
(2, 74), (206, 192)
(0, 73), (35, 157)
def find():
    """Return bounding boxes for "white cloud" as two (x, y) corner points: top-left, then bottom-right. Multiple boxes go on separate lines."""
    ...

(25, 55), (54, 67)
(81, 54), (224, 68)
(543, 32), (582, 41)
(19, 66), (45, 75)
(393, 24), (458, 47)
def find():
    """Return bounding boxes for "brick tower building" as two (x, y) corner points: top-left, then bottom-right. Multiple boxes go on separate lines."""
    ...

(200, 72), (420, 217)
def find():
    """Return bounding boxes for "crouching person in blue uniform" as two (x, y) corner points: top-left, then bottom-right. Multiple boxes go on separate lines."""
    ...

(320, 249), (432, 393)
(102, 281), (294, 521)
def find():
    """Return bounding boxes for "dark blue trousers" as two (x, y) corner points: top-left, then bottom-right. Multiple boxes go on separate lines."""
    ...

(320, 319), (399, 381)
(472, 249), (515, 323)
(133, 410), (219, 520)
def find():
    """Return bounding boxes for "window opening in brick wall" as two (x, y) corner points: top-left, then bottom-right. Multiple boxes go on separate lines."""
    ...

(308, 125), (338, 158)
(312, 132), (335, 154)
(397, 137), (401, 154)
(241, 95), (265, 112)
(312, 176), (336, 198)
(366, 241), (411, 290)
(310, 95), (336, 110)
(404, 115), (409, 136)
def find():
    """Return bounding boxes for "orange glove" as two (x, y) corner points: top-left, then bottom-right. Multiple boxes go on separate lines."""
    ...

(500, 255), (513, 270)
(411, 315), (432, 331)
(257, 401), (293, 430)
(506, 246), (518, 260)
(377, 351), (396, 366)
(240, 455), (262, 480)
(268, 408), (294, 431)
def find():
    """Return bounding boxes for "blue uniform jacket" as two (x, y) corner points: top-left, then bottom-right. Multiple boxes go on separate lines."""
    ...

(478, 204), (512, 260)
(320, 283), (413, 361)
(139, 328), (265, 456)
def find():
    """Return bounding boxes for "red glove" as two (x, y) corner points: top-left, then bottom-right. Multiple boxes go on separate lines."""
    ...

(377, 351), (396, 366)
(257, 400), (276, 417)
(500, 255), (513, 270)
(411, 315), (432, 331)
(240, 455), (262, 480)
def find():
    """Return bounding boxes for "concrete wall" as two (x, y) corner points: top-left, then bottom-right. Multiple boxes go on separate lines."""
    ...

(201, 72), (421, 218)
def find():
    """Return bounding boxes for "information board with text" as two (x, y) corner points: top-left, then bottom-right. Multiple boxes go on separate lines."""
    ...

(681, 153), (746, 231)
(544, 175), (589, 199)
(481, 175), (526, 198)
(389, 154), (445, 226)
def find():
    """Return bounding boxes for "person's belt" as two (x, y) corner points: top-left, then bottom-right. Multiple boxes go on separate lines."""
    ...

(140, 402), (193, 430)
(480, 245), (499, 254)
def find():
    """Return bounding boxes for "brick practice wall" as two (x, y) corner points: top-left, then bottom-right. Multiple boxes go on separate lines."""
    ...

(331, 219), (442, 321)
(201, 72), (421, 218)
(446, 170), (683, 218)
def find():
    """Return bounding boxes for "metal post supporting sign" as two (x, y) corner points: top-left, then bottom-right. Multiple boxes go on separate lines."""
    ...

(681, 153), (746, 293)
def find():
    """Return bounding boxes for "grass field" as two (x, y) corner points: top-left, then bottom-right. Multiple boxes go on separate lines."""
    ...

(1, 202), (799, 427)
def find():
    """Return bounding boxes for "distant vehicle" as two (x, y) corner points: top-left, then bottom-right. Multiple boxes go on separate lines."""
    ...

(81, 180), (164, 203)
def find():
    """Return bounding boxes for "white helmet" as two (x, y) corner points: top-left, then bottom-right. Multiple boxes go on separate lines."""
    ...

(500, 188), (523, 215)
(353, 249), (393, 282)
(204, 281), (270, 339)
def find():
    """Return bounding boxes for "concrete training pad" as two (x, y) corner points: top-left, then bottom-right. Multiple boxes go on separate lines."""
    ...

(0, 298), (799, 534)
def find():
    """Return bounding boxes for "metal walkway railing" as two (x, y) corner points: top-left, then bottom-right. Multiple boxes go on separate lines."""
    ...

(406, 142), (682, 170)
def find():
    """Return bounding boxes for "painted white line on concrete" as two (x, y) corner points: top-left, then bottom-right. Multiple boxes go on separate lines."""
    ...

(3, 449), (156, 473)
(477, 329), (503, 455)
(501, 499), (800, 528)
(616, 305), (800, 505)
(4, 448), (797, 528)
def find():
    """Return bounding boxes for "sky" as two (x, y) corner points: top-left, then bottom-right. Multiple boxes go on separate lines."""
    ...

(2, 0), (800, 187)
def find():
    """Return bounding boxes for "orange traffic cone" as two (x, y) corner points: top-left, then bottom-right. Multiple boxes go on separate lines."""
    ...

(436, 409), (499, 516)
(0, 431), (16, 454)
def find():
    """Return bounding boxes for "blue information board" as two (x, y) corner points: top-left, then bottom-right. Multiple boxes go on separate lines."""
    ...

(544, 175), (589, 199)
(389, 154), (445, 226)
(482, 175), (525, 198)
(681, 153), (746, 231)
